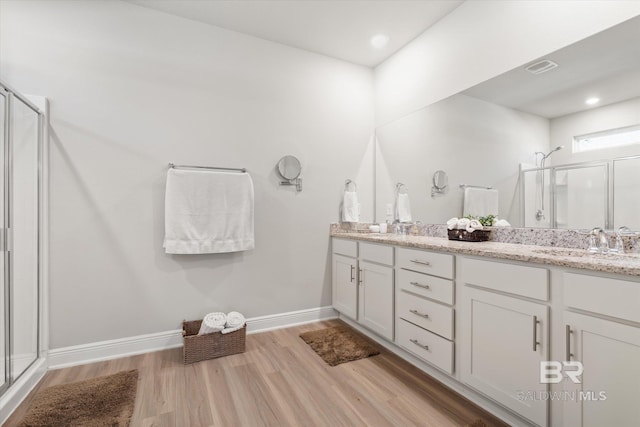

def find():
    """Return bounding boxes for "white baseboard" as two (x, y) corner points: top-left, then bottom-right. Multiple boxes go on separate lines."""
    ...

(48, 306), (337, 370)
(0, 358), (47, 426)
(246, 306), (337, 334)
(48, 329), (184, 370)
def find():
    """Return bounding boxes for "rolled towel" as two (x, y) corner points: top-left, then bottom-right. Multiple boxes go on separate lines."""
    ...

(446, 217), (459, 230)
(457, 218), (471, 230)
(466, 219), (484, 233)
(495, 219), (511, 227)
(221, 311), (246, 334)
(198, 312), (227, 335)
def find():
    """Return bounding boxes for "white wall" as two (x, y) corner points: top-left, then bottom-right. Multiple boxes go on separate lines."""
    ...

(0, 0), (374, 348)
(375, 1), (640, 126)
(375, 94), (549, 225)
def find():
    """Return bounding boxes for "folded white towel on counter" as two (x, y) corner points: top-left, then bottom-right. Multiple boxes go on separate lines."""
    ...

(466, 219), (484, 233)
(463, 187), (499, 218)
(446, 217), (459, 230)
(495, 219), (511, 227)
(198, 312), (227, 335)
(164, 168), (255, 254)
(396, 193), (412, 223)
(342, 191), (359, 223)
(222, 311), (246, 334)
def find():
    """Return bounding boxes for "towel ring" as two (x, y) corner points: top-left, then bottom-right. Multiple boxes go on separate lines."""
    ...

(396, 182), (408, 195)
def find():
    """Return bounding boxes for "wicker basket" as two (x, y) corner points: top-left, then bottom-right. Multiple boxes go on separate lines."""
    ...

(447, 228), (491, 242)
(182, 320), (246, 364)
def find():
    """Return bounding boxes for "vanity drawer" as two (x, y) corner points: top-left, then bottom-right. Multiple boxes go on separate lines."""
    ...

(397, 269), (454, 305)
(397, 319), (454, 374)
(397, 247), (453, 279)
(458, 257), (549, 301)
(360, 242), (393, 266)
(564, 272), (640, 323)
(332, 238), (357, 257)
(397, 290), (454, 339)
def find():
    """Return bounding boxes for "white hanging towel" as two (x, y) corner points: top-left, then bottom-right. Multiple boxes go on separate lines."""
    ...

(396, 193), (412, 223)
(163, 168), (254, 254)
(342, 191), (359, 222)
(463, 187), (499, 217)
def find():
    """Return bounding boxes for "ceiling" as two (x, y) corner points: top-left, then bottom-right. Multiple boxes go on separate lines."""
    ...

(125, 0), (463, 67)
(463, 15), (640, 119)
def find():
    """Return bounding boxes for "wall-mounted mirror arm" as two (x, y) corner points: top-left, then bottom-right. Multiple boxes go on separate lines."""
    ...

(280, 178), (302, 192)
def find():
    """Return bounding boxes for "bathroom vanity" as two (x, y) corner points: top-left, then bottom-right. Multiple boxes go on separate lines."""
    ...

(330, 230), (640, 427)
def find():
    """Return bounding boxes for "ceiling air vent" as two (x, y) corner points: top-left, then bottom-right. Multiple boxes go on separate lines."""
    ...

(525, 59), (558, 75)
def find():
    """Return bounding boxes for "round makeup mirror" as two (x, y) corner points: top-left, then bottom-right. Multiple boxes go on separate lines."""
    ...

(431, 170), (448, 196)
(433, 170), (448, 190)
(277, 155), (302, 180)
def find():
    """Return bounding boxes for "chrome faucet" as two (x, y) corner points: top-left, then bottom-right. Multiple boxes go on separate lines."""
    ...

(589, 228), (609, 253)
(610, 226), (629, 254)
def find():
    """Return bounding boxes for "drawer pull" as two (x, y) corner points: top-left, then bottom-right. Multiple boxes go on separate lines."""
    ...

(409, 309), (429, 319)
(410, 281), (430, 290)
(533, 316), (541, 351)
(410, 259), (431, 266)
(410, 338), (429, 351)
(565, 325), (574, 361)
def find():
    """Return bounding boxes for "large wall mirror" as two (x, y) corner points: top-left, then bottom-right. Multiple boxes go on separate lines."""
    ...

(375, 15), (640, 230)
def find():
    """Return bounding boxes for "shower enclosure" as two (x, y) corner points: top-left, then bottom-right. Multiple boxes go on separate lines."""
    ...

(521, 161), (610, 229)
(0, 80), (44, 398)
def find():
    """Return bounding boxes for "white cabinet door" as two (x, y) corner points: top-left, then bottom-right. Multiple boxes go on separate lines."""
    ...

(460, 287), (549, 427)
(564, 311), (640, 427)
(332, 254), (357, 320)
(358, 260), (394, 340)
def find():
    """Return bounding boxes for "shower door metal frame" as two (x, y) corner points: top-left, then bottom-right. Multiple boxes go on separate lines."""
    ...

(0, 80), (44, 397)
(0, 87), (8, 396)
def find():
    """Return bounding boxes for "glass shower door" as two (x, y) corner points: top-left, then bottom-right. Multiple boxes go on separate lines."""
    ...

(10, 95), (39, 380)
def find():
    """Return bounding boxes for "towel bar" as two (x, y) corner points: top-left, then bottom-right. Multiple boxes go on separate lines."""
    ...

(459, 184), (492, 190)
(168, 163), (247, 173)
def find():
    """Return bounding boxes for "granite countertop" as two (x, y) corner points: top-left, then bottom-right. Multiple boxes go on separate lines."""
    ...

(330, 231), (640, 277)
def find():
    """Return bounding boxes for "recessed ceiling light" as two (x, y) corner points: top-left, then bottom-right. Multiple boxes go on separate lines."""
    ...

(370, 34), (389, 49)
(585, 97), (600, 106)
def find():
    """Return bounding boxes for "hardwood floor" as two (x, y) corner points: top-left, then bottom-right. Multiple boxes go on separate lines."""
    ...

(6, 320), (508, 426)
